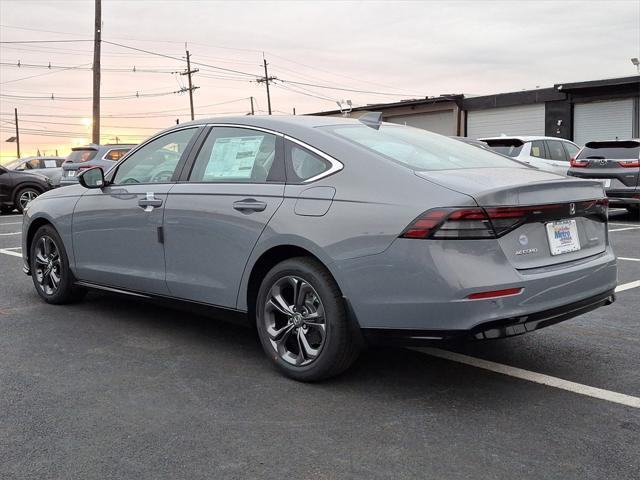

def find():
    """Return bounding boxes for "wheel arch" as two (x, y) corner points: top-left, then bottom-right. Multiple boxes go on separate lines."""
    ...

(12, 183), (44, 204)
(241, 242), (360, 330)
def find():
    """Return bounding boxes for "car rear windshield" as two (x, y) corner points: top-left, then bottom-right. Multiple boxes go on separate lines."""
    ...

(66, 149), (98, 163)
(325, 124), (519, 171)
(482, 139), (524, 157)
(577, 141), (640, 160)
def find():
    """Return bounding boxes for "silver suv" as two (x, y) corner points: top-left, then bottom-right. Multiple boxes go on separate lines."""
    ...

(59, 144), (135, 187)
(567, 140), (640, 215)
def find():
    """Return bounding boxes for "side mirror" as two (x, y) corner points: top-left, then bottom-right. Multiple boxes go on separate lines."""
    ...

(78, 167), (105, 189)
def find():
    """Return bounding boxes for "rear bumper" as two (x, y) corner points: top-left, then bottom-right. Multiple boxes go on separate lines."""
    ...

(606, 192), (640, 207)
(362, 289), (616, 345)
(334, 238), (618, 332)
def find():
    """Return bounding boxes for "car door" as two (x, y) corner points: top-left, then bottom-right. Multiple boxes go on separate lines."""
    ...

(544, 140), (571, 175)
(163, 125), (285, 307)
(72, 127), (201, 293)
(0, 166), (12, 206)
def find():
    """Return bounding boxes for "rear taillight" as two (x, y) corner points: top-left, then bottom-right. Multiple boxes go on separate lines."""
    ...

(570, 157), (589, 167)
(618, 160), (640, 168)
(401, 200), (608, 240)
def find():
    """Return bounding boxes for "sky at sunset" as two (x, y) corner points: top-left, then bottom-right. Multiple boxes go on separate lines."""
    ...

(1, 0), (638, 162)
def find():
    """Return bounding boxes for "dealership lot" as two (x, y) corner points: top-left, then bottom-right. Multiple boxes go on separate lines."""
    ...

(1, 211), (639, 479)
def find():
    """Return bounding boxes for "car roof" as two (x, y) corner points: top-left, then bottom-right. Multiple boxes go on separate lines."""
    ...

(478, 135), (575, 142)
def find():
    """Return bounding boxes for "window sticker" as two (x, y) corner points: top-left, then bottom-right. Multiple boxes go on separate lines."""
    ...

(204, 135), (264, 179)
(44, 160), (58, 168)
(531, 146), (541, 157)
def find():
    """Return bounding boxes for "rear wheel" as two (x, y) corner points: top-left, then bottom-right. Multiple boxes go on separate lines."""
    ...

(626, 205), (640, 218)
(255, 257), (360, 381)
(0, 206), (14, 215)
(30, 225), (86, 304)
(14, 187), (41, 214)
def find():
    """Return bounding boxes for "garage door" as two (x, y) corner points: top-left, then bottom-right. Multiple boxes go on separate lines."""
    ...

(573, 99), (634, 146)
(386, 110), (454, 136)
(467, 104), (545, 138)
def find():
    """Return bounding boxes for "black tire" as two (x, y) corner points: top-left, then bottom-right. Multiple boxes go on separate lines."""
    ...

(14, 187), (41, 214)
(626, 205), (640, 218)
(255, 256), (361, 381)
(29, 224), (86, 304)
(0, 206), (14, 215)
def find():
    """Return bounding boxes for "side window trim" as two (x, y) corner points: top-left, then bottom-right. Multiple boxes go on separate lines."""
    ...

(106, 126), (202, 184)
(180, 125), (285, 184)
(283, 135), (343, 183)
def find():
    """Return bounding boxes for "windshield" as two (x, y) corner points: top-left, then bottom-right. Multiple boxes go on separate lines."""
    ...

(4, 160), (20, 169)
(325, 124), (520, 171)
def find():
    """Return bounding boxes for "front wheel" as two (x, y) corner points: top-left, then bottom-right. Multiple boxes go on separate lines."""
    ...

(255, 257), (361, 381)
(30, 225), (86, 304)
(14, 187), (41, 214)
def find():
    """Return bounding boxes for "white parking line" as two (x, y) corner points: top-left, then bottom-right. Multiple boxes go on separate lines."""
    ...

(616, 280), (640, 293)
(608, 227), (640, 232)
(415, 347), (640, 409)
(0, 232), (20, 236)
(609, 222), (640, 227)
(3, 247), (21, 251)
(618, 257), (640, 262)
(0, 248), (22, 258)
(0, 222), (22, 226)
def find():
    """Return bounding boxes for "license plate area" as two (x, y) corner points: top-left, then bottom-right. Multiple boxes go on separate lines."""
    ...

(66, 170), (75, 177)
(546, 219), (581, 256)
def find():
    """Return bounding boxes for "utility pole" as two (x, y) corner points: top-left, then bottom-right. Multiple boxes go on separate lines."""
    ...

(293, 107), (296, 115)
(181, 48), (199, 121)
(250, 96), (255, 115)
(91, 0), (101, 144)
(14, 108), (20, 159)
(256, 57), (276, 115)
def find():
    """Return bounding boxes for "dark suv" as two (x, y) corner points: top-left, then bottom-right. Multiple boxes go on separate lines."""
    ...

(0, 165), (52, 214)
(60, 144), (135, 187)
(568, 140), (640, 214)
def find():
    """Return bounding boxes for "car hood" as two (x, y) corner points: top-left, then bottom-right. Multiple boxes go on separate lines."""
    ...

(415, 167), (605, 205)
(17, 170), (50, 182)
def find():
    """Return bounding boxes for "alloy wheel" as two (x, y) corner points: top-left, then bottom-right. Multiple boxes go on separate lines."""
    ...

(34, 235), (62, 296)
(263, 275), (327, 366)
(19, 190), (38, 210)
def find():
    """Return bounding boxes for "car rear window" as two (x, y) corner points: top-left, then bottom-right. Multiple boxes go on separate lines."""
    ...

(482, 139), (524, 157)
(66, 149), (98, 163)
(577, 141), (640, 160)
(104, 148), (130, 161)
(325, 124), (518, 171)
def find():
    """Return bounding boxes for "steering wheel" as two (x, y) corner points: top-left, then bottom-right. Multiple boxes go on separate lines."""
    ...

(149, 170), (174, 183)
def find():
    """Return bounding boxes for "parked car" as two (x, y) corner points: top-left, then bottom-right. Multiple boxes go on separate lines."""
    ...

(22, 116), (616, 381)
(5, 156), (65, 186)
(0, 164), (52, 214)
(59, 143), (135, 187)
(479, 136), (580, 175)
(567, 140), (640, 215)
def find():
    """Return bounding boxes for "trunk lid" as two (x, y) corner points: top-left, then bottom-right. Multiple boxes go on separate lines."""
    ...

(415, 167), (608, 269)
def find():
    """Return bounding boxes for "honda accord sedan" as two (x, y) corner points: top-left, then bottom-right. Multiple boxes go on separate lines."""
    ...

(21, 115), (617, 381)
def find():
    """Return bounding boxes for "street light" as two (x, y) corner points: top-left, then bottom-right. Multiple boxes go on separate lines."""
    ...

(632, 58), (640, 74)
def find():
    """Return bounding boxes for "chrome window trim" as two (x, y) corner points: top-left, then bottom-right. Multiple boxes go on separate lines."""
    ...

(283, 135), (344, 183)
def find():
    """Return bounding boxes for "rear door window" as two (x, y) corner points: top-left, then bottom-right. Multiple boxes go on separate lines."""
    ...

(529, 141), (547, 159)
(546, 140), (568, 162)
(189, 127), (283, 183)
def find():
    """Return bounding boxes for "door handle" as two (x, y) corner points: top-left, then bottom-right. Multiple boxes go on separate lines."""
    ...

(138, 192), (163, 212)
(233, 199), (267, 212)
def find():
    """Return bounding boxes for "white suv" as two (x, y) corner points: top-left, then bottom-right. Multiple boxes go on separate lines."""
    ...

(479, 136), (580, 175)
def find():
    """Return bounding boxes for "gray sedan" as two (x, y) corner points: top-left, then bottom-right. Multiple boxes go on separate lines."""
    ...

(21, 115), (617, 381)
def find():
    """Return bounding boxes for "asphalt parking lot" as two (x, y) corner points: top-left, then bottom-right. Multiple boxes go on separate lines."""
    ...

(1, 209), (639, 480)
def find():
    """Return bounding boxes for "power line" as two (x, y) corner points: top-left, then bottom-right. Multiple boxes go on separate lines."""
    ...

(0, 62), (93, 85)
(0, 88), (191, 101)
(0, 61), (178, 73)
(278, 78), (422, 97)
(0, 39), (93, 44)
